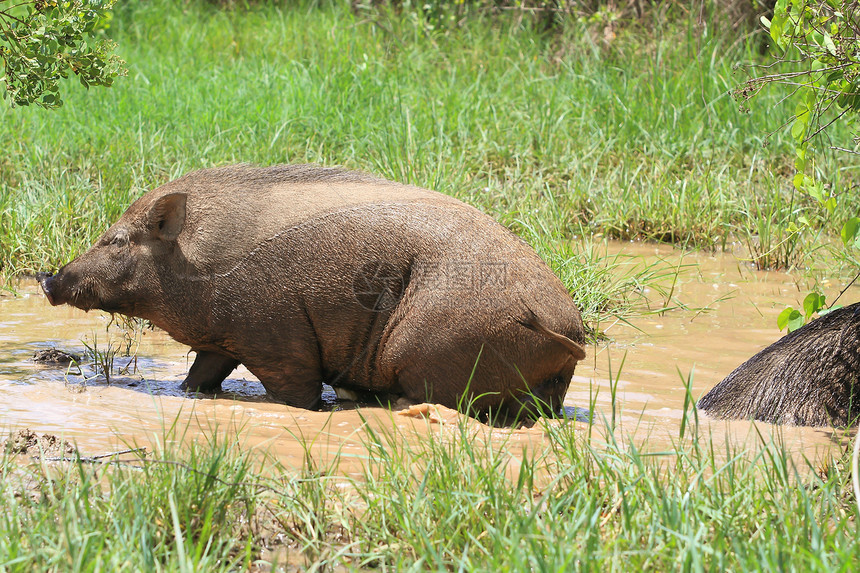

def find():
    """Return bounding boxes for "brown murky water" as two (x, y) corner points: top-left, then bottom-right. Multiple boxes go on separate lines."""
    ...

(0, 241), (855, 472)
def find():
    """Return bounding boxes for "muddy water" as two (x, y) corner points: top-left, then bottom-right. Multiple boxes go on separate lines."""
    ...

(0, 283), (551, 477)
(0, 242), (855, 473)
(574, 242), (855, 462)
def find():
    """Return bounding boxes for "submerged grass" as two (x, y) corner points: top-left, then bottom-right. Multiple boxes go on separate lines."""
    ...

(1, 384), (857, 571)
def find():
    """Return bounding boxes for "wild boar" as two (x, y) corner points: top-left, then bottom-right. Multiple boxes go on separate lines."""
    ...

(697, 302), (860, 427)
(37, 164), (587, 419)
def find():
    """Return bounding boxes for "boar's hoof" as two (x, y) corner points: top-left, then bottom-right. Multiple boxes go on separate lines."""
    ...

(33, 348), (81, 366)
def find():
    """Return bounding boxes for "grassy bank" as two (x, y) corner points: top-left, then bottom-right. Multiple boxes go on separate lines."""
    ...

(1, 403), (857, 571)
(2, 1), (856, 304)
(3, 3), (859, 569)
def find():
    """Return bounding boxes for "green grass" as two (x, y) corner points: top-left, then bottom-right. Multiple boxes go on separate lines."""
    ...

(2, 1), (857, 284)
(1, 383), (857, 571)
(0, 427), (260, 571)
(3, 2), (860, 568)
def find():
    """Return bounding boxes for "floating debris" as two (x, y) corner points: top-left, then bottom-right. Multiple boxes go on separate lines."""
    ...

(33, 348), (81, 366)
(4, 429), (76, 457)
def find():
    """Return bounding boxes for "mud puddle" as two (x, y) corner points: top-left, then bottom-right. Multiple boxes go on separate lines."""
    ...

(1, 242), (856, 473)
(572, 242), (856, 462)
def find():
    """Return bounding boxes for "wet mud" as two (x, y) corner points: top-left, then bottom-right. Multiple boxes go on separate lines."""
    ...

(4, 429), (76, 457)
(1, 242), (856, 473)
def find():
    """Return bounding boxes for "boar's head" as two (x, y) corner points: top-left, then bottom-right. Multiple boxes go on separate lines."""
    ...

(37, 192), (187, 318)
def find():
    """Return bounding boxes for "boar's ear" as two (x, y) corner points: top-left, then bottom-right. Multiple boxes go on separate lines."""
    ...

(147, 193), (187, 242)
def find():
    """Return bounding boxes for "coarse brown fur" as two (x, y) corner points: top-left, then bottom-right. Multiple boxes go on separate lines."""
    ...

(697, 302), (860, 427)
(38, 164), (587, 419)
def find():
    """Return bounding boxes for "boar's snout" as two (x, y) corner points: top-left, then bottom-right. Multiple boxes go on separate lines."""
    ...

(36, 272), (58, 306)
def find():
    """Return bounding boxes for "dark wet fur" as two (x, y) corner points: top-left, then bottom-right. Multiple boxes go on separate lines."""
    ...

(697, 303), (860, 427)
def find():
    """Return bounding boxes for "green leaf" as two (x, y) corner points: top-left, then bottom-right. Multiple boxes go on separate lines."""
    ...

(796, 143), (807, 161)
(803, 292), (825, 319)
(836, 93), (855, 110)
(777, 307), (803, 331)
(819, 305), (842, 316)
(791, 116), (807, 141)
(801, 294), (813, 319)
(826, 70), (844, 84)
(770, 12), (787, 49)
(777, 307), (791, 331)
(794, 156), (807, 173)
(842, 217), (860, 245)
(800, 176), (822, 201)
(787, 311), (805, 332)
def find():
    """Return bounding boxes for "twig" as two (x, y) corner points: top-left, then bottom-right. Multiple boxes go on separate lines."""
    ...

(38, 452), (298, 500)
(829, 269), (860, 308)
(829, 146), (860, 155)
(39, 446), (148, 463)
(599, 497), (623, 527)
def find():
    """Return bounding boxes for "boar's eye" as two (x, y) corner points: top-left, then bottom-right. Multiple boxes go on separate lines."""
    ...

(110, 233), (129, 248)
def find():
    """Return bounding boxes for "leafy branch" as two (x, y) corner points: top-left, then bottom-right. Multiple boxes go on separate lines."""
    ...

(734, 0), (860, 331)
(0, 0), (125, 108)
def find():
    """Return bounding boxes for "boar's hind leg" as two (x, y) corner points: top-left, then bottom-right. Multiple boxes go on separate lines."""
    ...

(240, 360), (325, 410)
(181, 351), (241, 393)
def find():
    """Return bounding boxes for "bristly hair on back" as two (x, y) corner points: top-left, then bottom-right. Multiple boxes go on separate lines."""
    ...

(167, 164), (387, 192)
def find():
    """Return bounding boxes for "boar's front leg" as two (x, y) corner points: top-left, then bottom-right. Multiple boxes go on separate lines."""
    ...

(180, 350), (241, 393)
